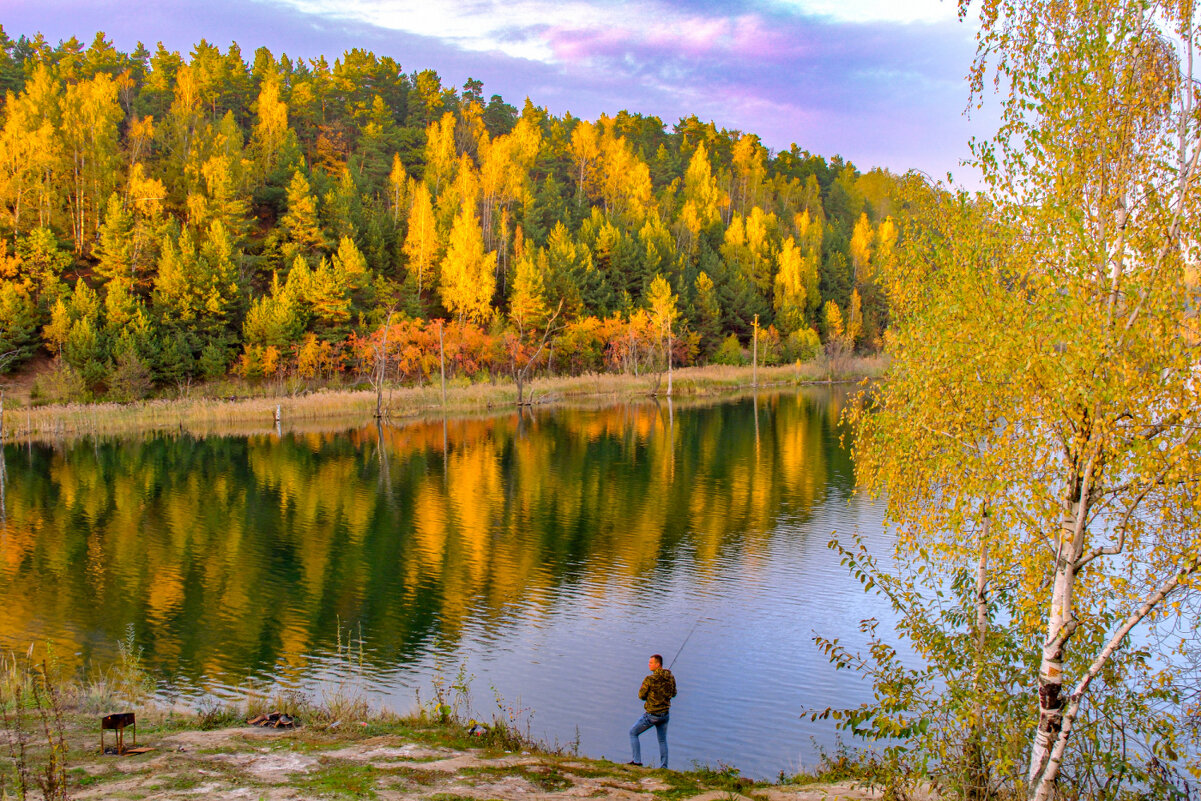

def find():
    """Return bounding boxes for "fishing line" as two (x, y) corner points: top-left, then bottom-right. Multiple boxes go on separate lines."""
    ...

(668, 616), (705, 670)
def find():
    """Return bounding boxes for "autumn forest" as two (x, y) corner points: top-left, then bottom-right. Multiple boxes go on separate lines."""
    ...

(0, 29), (900, 402)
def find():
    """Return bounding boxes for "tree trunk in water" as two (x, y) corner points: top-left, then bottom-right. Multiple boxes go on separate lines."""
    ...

(0, 439), (6, 527)
(439, 322), (447, 409)
(375, 311), (394, 419)
(666, 322), (673, 398)
(752, 315), (759, 387)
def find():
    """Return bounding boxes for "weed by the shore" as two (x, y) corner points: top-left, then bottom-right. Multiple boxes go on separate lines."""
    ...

(311, 619), (373, 727)
(484, 682), (537, 752)
(0, 654), (71, 801)
(195, 697), (243, 730)
(110, 626), (156, 706)
(782, 741), (907, 799)
(424, 659), (473, 724)
(689, 761), (755, 794)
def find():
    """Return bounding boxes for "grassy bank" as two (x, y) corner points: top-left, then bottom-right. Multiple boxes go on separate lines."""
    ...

(0, 654), (885, 800)
(0, 357), (884, 444)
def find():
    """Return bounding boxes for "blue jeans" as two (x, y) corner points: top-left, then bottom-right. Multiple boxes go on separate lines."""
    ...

(629, 711), (669, 768)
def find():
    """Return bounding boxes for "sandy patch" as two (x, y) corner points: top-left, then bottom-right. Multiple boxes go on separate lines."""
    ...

(208, 748), (318, 781)
(323, 738), (451, 762)
(161, 725), (294, 751)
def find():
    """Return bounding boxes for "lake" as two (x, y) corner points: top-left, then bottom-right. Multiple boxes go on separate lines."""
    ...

(0, 387), (893, 778)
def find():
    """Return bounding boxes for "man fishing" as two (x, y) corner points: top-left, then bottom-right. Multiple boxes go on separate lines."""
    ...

(628, 653), (676, 769)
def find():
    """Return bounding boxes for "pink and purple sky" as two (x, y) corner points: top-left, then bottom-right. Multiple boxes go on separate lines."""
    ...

(5, 0), (993, 179)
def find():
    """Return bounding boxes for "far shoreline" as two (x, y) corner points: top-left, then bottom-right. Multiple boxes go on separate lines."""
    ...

(0, 357), (884, 444)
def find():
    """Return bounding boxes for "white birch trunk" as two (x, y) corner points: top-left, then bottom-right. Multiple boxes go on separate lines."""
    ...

(1027, 497), (1085, 798)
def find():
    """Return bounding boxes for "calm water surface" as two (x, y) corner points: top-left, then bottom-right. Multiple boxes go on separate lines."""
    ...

(0, 388), (891, 778)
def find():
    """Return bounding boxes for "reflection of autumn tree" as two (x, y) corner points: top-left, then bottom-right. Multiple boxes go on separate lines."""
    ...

(0, 391), (848, 683)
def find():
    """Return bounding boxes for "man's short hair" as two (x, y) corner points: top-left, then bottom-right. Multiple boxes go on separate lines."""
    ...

(650, 654), (663, 666)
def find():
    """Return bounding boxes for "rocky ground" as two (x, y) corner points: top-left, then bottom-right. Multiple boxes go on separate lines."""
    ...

(54, 719), (887, 800)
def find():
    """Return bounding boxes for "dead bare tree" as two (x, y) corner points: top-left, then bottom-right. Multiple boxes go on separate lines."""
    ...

(371, 309), (396, 419)
(509, 300), (564, 407)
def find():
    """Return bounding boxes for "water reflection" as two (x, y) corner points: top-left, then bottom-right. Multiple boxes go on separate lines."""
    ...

(0, 387), (881, 777)
(0, 442), (7, 528)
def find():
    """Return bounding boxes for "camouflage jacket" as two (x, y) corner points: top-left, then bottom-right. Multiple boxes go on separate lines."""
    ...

(638, 668), (677, 715)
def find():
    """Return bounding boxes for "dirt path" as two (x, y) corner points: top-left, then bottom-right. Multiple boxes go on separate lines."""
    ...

(71, 726), (884, 800)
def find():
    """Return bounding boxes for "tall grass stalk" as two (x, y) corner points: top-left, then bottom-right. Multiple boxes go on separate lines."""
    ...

(0, 655), (71, 801)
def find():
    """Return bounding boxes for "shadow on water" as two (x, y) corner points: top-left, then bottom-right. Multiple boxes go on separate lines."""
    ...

(0, 386), (888, 777)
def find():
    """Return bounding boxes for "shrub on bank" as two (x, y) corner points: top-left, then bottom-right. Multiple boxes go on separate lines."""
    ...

(712, 335), (744, 365)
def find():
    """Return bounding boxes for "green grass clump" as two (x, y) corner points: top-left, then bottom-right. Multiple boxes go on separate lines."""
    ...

(780, 741), (886, 787)
(143, 774), (205, 792)
(526, 765), (573, 791)
(294, 759), (379, 798)
(457, 763), (573, 792)
(644, 761), (760, 801)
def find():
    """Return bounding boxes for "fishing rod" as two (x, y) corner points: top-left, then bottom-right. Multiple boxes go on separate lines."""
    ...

(668, 616), (706, 670)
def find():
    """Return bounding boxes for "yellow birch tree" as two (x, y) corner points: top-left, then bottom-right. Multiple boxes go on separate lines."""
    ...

(402, 180), (439, 305)
(850, 4), (1201, 799)
(439, 198), (495, 324)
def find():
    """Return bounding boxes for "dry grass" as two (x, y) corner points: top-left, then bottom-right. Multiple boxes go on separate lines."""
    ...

(0, 358), (885, 444)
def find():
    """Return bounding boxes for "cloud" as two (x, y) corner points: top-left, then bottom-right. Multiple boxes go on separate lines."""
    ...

(277, 0), (597, 62)
(516, 2), (982, 168)
(775, 0), (961, 24)
(268, 0), (964, 61)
